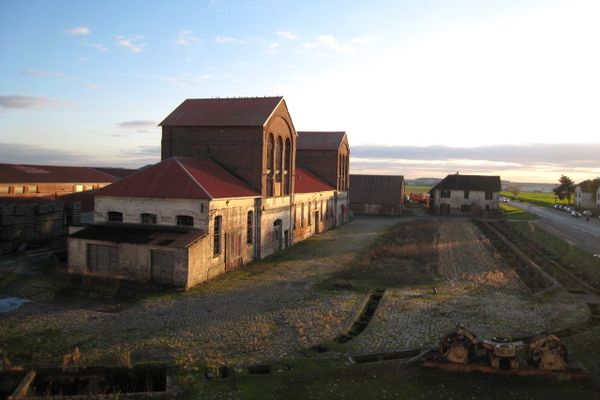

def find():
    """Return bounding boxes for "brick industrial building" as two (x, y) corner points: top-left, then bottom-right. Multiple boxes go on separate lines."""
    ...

(68, 97), (350, 288)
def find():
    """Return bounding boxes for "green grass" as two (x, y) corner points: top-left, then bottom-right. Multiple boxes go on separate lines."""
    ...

(405, 184), (432, 194)
(501, 191), (570, 208)
(499, 203), (538, 220)
(511, 220), (600, 283)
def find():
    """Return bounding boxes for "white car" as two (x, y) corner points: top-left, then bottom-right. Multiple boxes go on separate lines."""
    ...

(571, 211), (582, 217)
(582, 210), (593, 217)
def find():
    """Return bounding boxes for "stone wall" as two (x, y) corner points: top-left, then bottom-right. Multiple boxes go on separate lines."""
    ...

(349, 202), (402, 216)
(293, 191), (336, 242)
(95, 196), (209, 230)
(0, 201), (80, 254)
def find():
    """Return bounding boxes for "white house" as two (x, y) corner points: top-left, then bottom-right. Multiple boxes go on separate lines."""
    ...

(429, 174), (501, 216)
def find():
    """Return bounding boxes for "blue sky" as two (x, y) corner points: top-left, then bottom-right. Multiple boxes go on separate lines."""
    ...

(1, 0), (599, 182)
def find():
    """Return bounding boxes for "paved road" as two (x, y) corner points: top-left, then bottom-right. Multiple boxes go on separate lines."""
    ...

(509, 201), (600, 255)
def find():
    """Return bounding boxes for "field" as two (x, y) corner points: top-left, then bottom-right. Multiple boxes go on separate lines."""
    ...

(499, 203), (538, 220)
(500, 191), (570, 208)
(405, 184), (431, 194)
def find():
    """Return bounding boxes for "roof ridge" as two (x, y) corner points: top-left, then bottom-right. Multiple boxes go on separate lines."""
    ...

(174, 158), (214, 200)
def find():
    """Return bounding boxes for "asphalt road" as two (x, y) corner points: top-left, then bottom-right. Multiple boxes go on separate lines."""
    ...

(509, 201), (600, 255)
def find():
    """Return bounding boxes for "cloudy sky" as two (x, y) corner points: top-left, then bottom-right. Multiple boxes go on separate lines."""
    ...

(1, 0), (599, 183)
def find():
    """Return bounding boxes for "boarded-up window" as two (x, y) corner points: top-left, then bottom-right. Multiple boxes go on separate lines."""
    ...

(485, 191), (493, 200)
(151, 249), (175, 285)
(87, 244), (119, 275)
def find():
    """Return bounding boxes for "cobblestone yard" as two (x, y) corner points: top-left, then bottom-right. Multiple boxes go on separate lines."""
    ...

(0, 217), (400, 368)
(346, 219), (589, 354)
(0, 217), (591, 371)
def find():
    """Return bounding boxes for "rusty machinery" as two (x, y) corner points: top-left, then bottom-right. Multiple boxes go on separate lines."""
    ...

(424, 326), (583, 378)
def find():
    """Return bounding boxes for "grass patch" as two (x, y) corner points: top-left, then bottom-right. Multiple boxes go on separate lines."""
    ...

(321, 220), (441, 291)
(501, 191), (570, 208)
(500, 203), (538, 220)
(511, 221), (600, 284)
(185, 357), (600, 400)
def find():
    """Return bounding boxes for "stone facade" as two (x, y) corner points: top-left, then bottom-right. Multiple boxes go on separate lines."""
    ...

(575, 185), (597, 209)
(430, 189), (499, 216)
(293, 191), (336, 242)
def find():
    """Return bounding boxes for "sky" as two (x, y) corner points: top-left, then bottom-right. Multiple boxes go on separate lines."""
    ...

(1, 0), (599, 183)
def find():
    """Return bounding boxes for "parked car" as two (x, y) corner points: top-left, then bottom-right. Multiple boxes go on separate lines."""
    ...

(571, 211), (582, 217)
(582, 210), (593, 217)
(553, 204), (563, 210)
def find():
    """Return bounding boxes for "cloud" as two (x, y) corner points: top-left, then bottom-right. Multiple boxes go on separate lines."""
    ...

(0, 143), (89, 164)
(91, 43), (108, 52)
(277, 30), (299, 40)
(215, 35), (244, 44)
(21, 69), (79, 80)
(176, 30), (200, 46)
(116, 35), (145, 53)
(0, 95), (62, 109)
(301, 33), (377, 56)
(162, 73), (212, 87)
(117, 120), (158, 133)
(66, 26), (91, 35)
(349, 143), (600, 182)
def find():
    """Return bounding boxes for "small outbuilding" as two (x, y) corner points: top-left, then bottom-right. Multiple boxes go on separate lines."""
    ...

(429, 173), (501, 216)
(349, 174), (405, 215)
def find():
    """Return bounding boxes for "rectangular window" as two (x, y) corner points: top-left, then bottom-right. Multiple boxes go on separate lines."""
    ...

(441, 190), (451, 198)
(213, 216), (222, 255)
(177, 215), (194, 227)
(141, 213), (157, 224)
(308, 203), (312, 225)
(27, 185), (38, 193)
(320, 201), (323, 221)
(13, 186), (24, 194)
(108, 211), (123, 223)
(460, 204), (472, 212)
(485, 191), (493, 200)
(74, 184), (84, 192)
(247, 211), (254, 245)
(464, 190), (470, 199)
(0, 186), (8, 194)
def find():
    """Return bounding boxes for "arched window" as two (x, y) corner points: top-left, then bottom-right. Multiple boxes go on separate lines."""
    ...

(246, 211), (254, 245)
(266, 133), (274, 196)
(141, 213), (157, 224)
(283, 138), (291, 195)
(275, 136), (283, 195)
(213, 216), (222, 255)
(338, 154), (343, 190)
(108, 211), (123, 223)
(176, 215), (194, 227)
(345, 155), (350, 190)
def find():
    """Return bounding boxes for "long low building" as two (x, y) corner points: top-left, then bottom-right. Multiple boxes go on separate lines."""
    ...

(349, 174), (405, 215)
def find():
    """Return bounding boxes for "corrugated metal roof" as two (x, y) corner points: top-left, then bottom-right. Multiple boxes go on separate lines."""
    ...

(297, 131), (347, 151)
(96, 157), (260, 200)
(160, 96), (284, 126)
(70, 224), (206, 248)
(0, 163), (118, 184)
(295, 167), (335, 193)
(431, 174), (502, 192)
(349, 174), (404, 205)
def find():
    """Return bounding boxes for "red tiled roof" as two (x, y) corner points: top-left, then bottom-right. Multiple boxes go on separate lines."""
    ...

(91, 167), (137, 179)
(350, 174), (405, 205)
(160, 96), (284, 127)
(576, 179), (600, 193)
(0, 163), (118, 184)
(297, 131), (347, 151)
(295, 167), (335, 193)
(96, 157), (260, 200)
